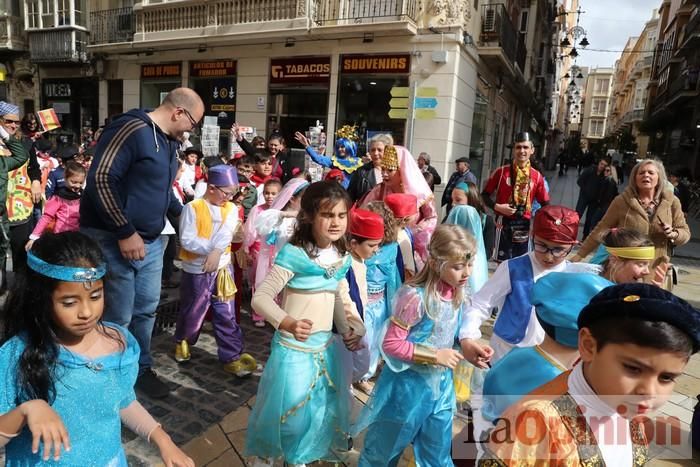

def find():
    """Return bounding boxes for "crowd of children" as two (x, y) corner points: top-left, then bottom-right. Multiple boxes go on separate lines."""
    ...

(1, 114), (698, 467)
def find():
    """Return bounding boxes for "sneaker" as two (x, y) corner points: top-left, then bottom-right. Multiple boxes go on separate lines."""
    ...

(254, 320), (266, 328)
(223, 357), (252, 377)
(135, 368), (170, 399)
(174, 340), (190, 363)
(353, 380), (373, 395)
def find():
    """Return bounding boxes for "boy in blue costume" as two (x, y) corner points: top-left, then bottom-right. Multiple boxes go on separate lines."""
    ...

(482, 272), (613, 422)
(482, 283), (700, 465)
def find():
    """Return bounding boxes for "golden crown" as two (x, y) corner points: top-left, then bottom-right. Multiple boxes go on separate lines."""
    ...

(335, 124), (359, 142)
(381, 145), (399, 171)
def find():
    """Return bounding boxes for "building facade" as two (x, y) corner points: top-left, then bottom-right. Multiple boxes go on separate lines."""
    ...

(580, 66), (613, 150)
(1, 0), (560, 191)
(607, 10), (658, 158)
(644, 0), (700, 178)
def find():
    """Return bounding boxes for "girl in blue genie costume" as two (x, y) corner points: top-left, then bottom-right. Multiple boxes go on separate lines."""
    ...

(354, 224), (476, 466)
(246, 181), (365, 467)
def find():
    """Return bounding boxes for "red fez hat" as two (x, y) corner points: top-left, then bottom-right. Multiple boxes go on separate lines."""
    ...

(533, 205), (579, 245)
(325, 168), (345, 182)
(385, 193), (418, 218)
(350, 208), (384, 240)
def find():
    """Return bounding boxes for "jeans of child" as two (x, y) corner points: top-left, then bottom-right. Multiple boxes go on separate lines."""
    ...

(82, 227), (164, 371)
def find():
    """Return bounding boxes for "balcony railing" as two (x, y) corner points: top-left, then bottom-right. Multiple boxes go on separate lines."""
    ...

(0, 15), (26, 50)
(480, 3), (517, 66)
(90, 7), (134, 45)
(28, 29), (88, 63)
(313, 0), (418, 25)
(137, 0), (305, 34)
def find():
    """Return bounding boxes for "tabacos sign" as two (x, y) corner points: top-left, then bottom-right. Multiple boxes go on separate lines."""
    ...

(270, 56), (331, 84)
(341, 54), (410, 74)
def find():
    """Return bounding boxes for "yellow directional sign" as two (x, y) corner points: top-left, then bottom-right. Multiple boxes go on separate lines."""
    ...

(389, 97), (409, 108)
(415, 109), (437, 120)
(389, 86), (409, 119)
(416, 87), (438, 97)
(388, 108), (409, 119)
(390, 86), (410, 97)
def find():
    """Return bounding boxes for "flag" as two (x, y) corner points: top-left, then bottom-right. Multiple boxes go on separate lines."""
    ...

(36, 108), (61, 132)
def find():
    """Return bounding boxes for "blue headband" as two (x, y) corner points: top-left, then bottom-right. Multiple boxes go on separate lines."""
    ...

(454, 182), (470, 192)
(27, 251), (107, 283)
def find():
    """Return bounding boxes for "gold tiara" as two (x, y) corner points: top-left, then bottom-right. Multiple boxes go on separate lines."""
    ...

(381, 145), (399, 171)
(335, 124), (359, 142)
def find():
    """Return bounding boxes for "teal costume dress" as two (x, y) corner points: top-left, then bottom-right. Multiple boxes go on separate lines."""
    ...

(245, 244), (353, 464)
(354, 286), (464, 467)
(0, 324), (139, 466)
(445, 204), (489, 293)
(361, 242), (402, 380)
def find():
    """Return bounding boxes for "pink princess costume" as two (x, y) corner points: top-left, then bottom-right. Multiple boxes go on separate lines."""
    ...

(243, 178), (309, 323)
(358, 146), (437, 270)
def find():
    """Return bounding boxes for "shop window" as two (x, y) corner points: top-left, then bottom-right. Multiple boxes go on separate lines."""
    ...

(268, 88), (327, 146)
(336, 76), (408, 153)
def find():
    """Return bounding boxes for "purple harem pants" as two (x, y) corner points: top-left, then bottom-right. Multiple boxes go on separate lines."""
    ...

(174, 264), (243, 363)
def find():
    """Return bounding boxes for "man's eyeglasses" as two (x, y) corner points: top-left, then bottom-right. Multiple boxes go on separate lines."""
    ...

(533, 241), (572, 258)
(2, 118), (20, 125)
(178, 107), (200, 131)
(214, 185), (238, 200)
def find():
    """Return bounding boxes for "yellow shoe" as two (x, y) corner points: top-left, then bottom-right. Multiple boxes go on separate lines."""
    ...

(239, 353), (257, 372)
(223, 357), (252, 377)
(174, 340), (190, 363)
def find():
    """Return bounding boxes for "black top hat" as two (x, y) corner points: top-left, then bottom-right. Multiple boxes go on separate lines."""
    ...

(514, 131), (532, 143)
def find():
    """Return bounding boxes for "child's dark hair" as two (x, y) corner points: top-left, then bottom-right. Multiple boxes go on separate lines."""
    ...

(587, 317), (694, 357)
(237, 155), (256, 167)
(251, 136), (266, 147)
(366, 201), (398, 244)
(1, 232), (121, 403)
(268, 133), (285, 146)
(64, 161), (86, 180)
(465, 182), (486, 215)
(263, 178), (282, 191)
(202, 156), (224, 169)
(254, 152), (272, 164)
(290, 181), (350, 258)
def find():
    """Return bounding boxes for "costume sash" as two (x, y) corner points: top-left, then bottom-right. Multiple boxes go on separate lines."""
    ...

(180, 198), (234, 261)
(493, 254), (534, 344)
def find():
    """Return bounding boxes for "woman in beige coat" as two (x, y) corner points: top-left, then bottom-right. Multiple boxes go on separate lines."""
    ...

(572, 159), (690, 289)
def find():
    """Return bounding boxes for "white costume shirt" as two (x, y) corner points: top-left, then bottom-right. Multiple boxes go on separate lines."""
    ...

(179, 200), (239, 274)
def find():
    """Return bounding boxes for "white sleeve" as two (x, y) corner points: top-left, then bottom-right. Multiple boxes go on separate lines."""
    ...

(211, 205), (239, 251)
(193, 180), (207, 199)
(255, 209), (284, 237)
(459, 261), (512, 340)
(178, 205), (211, 256)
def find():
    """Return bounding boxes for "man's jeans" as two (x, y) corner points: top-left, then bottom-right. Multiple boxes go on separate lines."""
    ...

(83, 228), (164, 370)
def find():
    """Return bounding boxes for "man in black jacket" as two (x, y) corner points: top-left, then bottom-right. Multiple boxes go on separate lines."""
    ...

(417, 152), (441, 191)
(347, 133), (392, 202)
(575, 158), (609, 238)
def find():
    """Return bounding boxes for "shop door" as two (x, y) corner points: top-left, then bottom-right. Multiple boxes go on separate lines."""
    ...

(268, 88), (328, 146)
